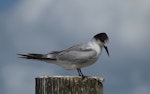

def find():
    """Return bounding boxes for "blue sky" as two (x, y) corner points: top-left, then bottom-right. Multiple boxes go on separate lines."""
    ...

(0, 0), (150, 94)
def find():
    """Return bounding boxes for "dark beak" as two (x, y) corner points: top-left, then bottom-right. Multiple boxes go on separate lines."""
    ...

(104, 46), (109, 56)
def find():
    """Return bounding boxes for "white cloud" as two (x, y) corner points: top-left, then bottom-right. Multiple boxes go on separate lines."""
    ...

(15, 0), (53, 24)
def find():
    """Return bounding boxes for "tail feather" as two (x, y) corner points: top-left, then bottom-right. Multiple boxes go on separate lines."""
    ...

(18, 53), (56, 60)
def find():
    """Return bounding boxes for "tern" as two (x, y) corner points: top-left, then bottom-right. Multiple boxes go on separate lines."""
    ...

(18, 33), (109, 76)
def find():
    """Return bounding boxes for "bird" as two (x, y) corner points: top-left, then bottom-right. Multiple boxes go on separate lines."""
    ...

(18, 33), (109, 76)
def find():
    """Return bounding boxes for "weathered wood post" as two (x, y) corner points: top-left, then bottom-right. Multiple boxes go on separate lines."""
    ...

(36, 76), (104, 94)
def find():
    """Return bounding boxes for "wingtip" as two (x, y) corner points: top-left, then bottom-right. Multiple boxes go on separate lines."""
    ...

(17, 54), (28, 58)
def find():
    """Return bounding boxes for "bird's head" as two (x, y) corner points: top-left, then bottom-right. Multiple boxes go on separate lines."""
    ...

(94, 33), (109, 56)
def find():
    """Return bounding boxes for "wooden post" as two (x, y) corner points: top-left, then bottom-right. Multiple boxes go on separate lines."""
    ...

(36, 76), (104, 94)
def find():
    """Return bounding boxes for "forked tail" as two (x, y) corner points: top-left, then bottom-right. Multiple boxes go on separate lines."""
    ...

(18, 53), (56, 60)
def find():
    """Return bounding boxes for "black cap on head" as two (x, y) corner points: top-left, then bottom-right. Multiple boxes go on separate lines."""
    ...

(94, 33), (109, 42)
(94, 33), (109, 56)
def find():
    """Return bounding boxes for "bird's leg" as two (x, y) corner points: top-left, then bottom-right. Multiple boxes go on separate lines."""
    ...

(79, 69), (84, 77)
(77, 68), (81, 76)
(77, 68), (84, 77)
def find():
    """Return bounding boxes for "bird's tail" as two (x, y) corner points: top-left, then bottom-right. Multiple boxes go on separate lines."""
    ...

(18, 53), (56, 60)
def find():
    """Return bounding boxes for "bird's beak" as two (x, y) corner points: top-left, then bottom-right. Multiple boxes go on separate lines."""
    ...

(104, 46), (109, 56)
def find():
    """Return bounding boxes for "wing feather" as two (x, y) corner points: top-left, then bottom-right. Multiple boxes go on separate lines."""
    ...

(56, 43), (97, 63)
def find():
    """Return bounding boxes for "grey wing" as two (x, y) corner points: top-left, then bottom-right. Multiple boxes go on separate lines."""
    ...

(56, 44), (97, 63)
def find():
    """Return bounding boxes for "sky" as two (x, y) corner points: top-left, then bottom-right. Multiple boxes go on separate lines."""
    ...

(0, 0), (150, 94)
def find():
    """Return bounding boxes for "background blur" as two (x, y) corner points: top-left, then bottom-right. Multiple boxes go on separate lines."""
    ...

(0, 0), (150, 94)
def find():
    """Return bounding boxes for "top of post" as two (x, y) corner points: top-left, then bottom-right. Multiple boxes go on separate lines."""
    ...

(36, 75), (104, 83)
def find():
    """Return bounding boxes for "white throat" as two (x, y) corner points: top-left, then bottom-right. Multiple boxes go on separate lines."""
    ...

(89, 39), (102, 55)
